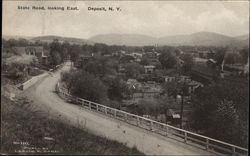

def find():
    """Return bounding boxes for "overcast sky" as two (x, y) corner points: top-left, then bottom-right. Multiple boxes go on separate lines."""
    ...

(3, 1), (249, 39)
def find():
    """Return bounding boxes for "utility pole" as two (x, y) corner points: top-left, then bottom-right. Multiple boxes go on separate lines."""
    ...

(180, 78), (186, 129)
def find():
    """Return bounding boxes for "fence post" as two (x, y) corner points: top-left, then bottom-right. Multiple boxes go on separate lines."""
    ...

(125, 113), (127, 121)
(184, 132), (187, 143)
(137, 117), (140, 126)
(150, 121), (153, 131)
(105, 107), (107, 114)
(96, 105), (99, 111)
(81, 101), (84, 108)
(232, 147), (236, 156)
(114, 110), (117, 118)
(166, 126), (169, 136)
(89, 102), (91, 110)
(206, 138), (209, 150)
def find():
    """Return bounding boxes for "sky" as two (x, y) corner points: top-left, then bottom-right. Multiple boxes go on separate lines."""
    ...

(3, 1), (249, 39)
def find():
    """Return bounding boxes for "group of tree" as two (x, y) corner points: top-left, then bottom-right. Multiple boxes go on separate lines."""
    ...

(61, 67), (131, 105)
(190, 80), (248, 147)
(61, 70), (108, 103)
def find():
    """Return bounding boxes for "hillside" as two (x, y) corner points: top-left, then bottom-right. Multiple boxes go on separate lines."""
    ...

(31, 35), (94, 45)
(89, 33), (156, 46)
(2, 35), (34, 40)
(89, 32), (248, 47)
(1, 95), (143, 155)
(158, 32), (248, 47)
(234, 34), (249, 40)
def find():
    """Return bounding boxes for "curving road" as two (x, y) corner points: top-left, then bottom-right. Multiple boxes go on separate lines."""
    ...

(22, 62), (214, 155)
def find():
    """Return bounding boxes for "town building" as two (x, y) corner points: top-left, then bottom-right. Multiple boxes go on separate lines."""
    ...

(144, 65), (155, 74)
(74, 54), (93, 68)
(25, 46), (44, 57)
(164, 76), (176, 83)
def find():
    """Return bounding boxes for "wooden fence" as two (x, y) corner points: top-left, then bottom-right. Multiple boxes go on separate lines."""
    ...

(56, 83), (248, 156)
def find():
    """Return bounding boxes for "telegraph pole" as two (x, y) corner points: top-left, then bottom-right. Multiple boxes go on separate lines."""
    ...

(180, 78), (186, 129)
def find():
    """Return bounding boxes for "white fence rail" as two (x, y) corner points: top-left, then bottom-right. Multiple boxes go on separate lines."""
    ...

(56, 83), (248, 156)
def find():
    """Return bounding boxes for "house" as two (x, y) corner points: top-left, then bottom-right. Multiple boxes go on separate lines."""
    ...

(25, 46), (44, 57)
(166, 109), (180, 124)
(142, 51), (159, 59)
(74, 54), (93, 68)
(128, 52), (143, 58)
(186, 80), (204, 94)
(112, 50), (126, 57)
(194, 57), (208, 65)
(126, 79), (142, 89)
(206, 59), (217, 68)
(164, 76), (176, 83)
(118, 64), (126, 73)
(41, 56), (49, 65)
(144, 65), (155, 74)
(198, 50), (215, 59)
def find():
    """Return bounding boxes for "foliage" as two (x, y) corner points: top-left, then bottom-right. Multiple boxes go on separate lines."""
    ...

(224, 53), (241, 65)
(124, 62), (144, 79)
(213, 47), (227, 66)
(239, 48), (249, 64)
(119, 55), (135, 64)
(61, 70), (107, 103)
(105, 77), (130, 102)
(158, 52), (177, 69)
(84, 57), (117, 78)
(191, 81), (248, 147)
(180, 54), (194, 74)
(140, 57), (150, 66)
(137, 99), (160, 118)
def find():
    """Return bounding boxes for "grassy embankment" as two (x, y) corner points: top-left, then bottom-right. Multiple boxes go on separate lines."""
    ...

(1, 95), (144, 155)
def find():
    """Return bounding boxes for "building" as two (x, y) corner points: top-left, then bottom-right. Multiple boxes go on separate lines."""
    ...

(144, 65), (155, 74)
(25, 46), (44, 57)
(126, 79), (142, 89)
(74, 54), (93, 68)
(164, 76), (176, 83)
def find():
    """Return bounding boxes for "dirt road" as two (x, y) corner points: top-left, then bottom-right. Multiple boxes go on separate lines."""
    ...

(23, 62), (214, 155)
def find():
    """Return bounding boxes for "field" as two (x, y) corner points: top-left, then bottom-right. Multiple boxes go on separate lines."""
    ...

(1, 95), (144, 155)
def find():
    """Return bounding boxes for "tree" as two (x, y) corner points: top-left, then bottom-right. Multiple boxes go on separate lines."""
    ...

(61, 70), (78, 93)
(224, 53), (241, 65)
(124, 62), (144, 79)
(140, 57), (150, 66)
(49, 39), (63, 67)
(106, 77), (129, 102)
(50, 51), (62, 67)
(239, 48), (249, 64)
(138, 99), (161, 118)
(210, 100), (241, 144)
(213, 47), (227, 66)
(163, 81), (179, 99)
(119, 55), (135, 64)
(180, 54), (194, 74)
(157, 95), (178, 123)
(61, 70), (108, 103)
(191, 81), (248, 147)
(69, 44), (81, 63)
(158, 52), (177, 69)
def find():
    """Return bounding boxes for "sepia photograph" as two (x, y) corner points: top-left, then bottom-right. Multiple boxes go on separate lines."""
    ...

(1, 0), (249, 155)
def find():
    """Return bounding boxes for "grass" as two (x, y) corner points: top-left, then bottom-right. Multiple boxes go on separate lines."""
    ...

(1, 95), (144, 155)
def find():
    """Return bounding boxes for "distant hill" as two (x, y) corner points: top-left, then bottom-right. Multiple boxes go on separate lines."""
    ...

(89, 32), (249, 47)
(89, 34), (156, 46)
(158, 32), (248, 47)
(2, 35), (34, 40)
(30, 35), (94, 45)
(234, 34), (249, 40)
